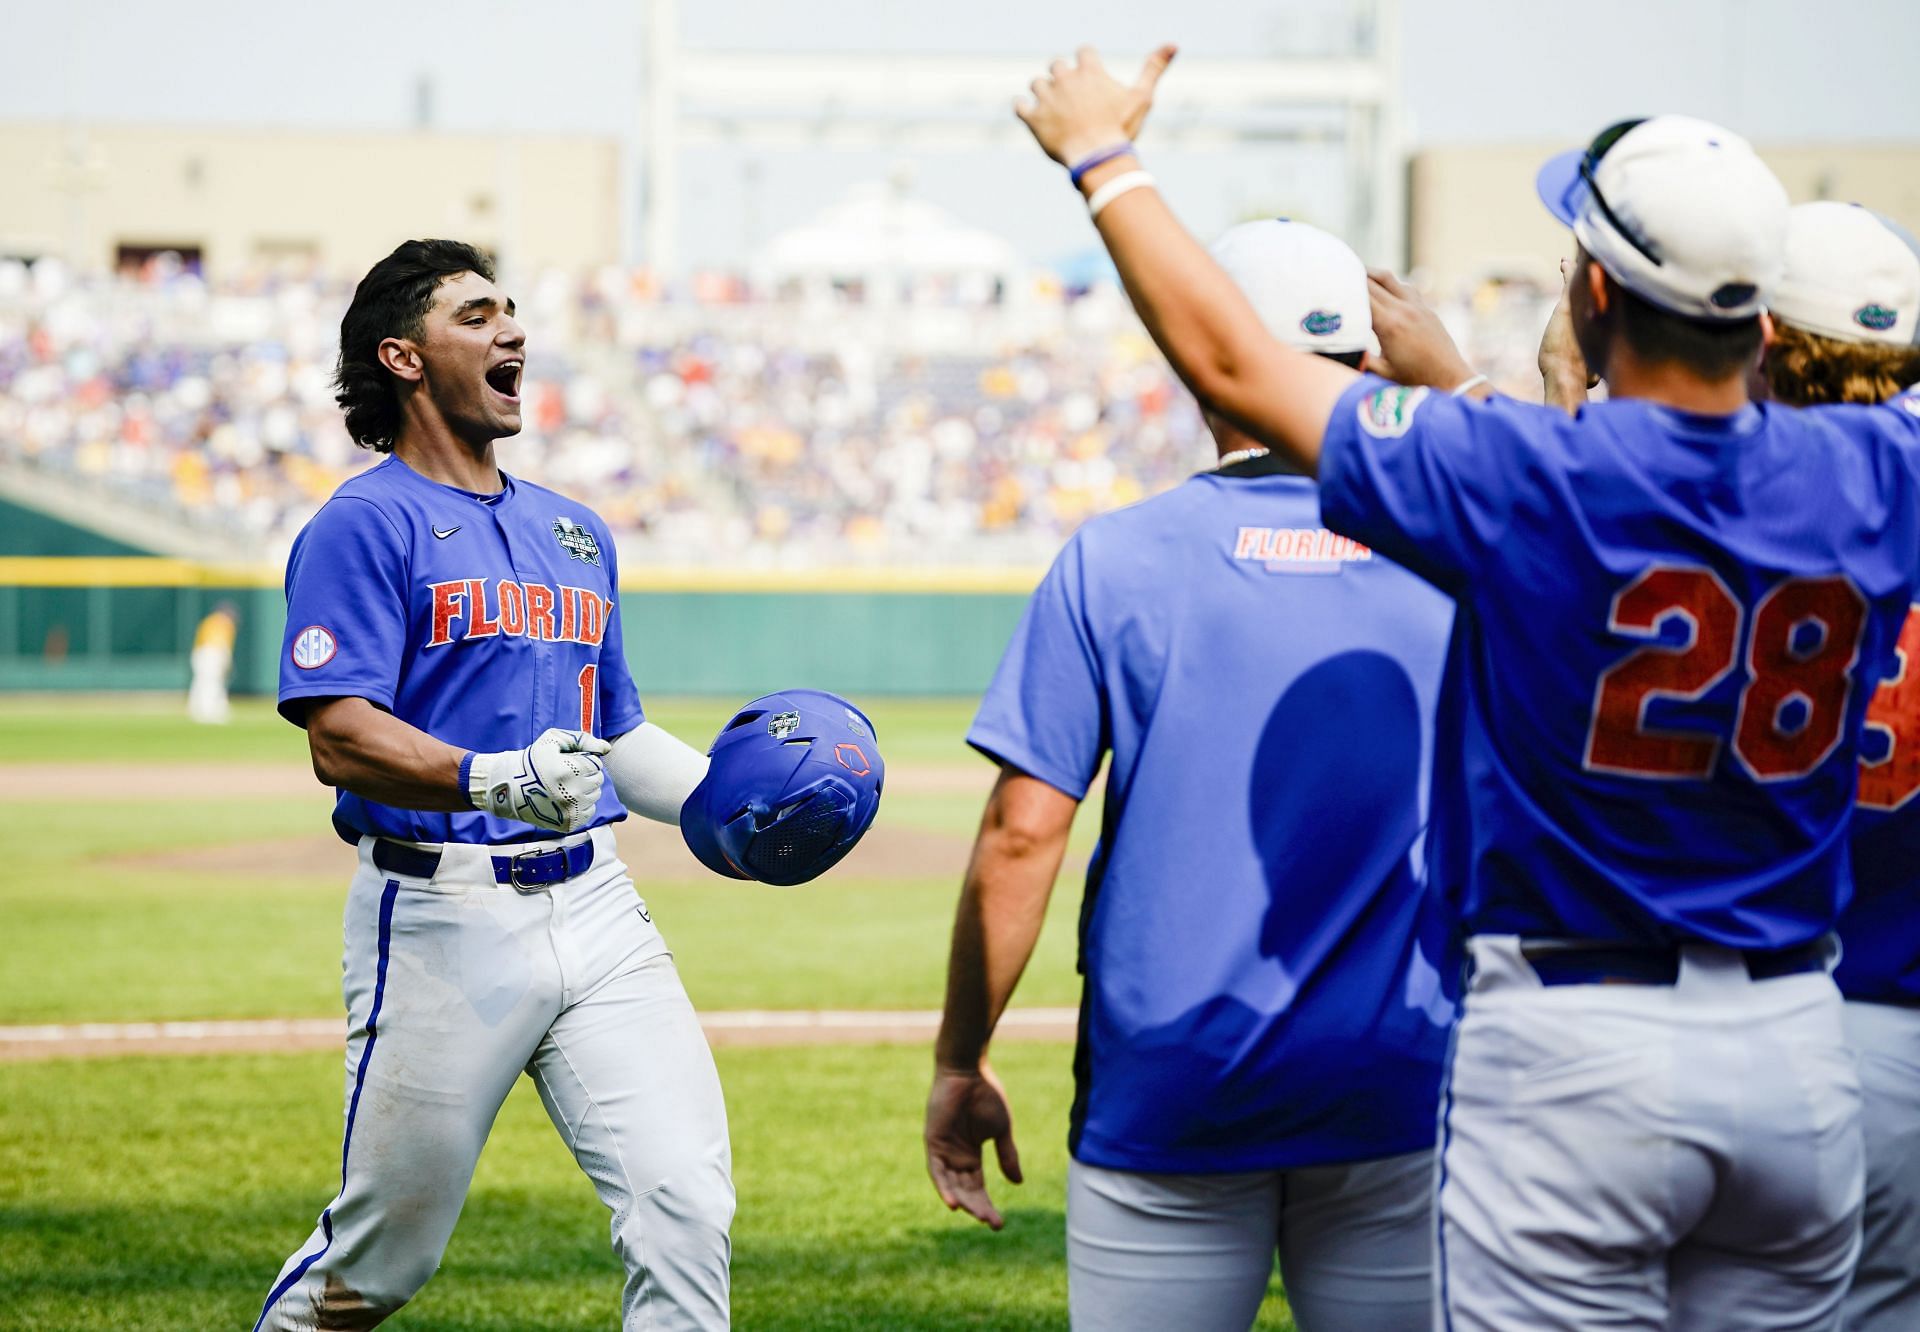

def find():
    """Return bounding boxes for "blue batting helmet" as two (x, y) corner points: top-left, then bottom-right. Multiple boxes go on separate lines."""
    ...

(680, 689), (885, 886)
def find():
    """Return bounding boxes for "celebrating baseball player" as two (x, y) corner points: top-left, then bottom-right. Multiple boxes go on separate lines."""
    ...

(1016, 48), (1920, 1331)
(1759, 203), (1920, 1332)
(924, 215), (1456, 1331)
(255, 239), (734, 1331)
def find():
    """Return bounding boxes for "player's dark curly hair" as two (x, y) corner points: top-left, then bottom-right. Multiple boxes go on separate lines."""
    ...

(334, 239), (496, 451)
(1764, 320), (1920, 407)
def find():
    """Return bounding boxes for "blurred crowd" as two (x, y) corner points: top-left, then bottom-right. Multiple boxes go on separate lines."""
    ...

(0, 257), (1557, 566)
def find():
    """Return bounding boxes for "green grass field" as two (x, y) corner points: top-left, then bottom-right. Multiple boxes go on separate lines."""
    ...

(0, 696), (1295, 1329)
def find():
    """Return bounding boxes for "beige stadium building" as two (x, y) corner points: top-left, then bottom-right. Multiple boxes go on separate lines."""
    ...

(0, 121), (621, 280)
(0, 120), (1914, 289)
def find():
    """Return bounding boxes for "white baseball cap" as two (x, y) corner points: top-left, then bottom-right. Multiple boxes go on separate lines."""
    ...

(1536, 116), (1788, 322)
(1208, 219), (1371, 355)
(1773, 202), (1920, 347)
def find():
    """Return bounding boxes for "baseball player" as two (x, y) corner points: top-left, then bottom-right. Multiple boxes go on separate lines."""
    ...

(255, 239), (732, 1331)
(924, 218), (1457, 1331)
(1017, 53), (1920, 1331)
(1759, 203), (1920, 1332)
(187, 599), (238, 724)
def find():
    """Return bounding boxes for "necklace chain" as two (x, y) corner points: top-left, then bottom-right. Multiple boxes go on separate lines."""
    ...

(1214, 446), (1271, 471)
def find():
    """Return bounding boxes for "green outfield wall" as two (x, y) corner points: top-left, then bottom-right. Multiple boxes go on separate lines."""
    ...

(0, 561), (1039, 698)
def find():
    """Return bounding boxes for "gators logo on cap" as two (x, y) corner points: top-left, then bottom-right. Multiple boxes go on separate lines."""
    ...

(1856, 303), (1900, 332)
(1300, 309), (1343, 338)
(1357, 384), (1429, 439)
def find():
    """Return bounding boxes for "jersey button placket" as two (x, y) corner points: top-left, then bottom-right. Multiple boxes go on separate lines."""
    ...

(493, 506), (555, 735)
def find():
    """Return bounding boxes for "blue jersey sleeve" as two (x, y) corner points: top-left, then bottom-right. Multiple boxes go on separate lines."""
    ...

(1318, 375), (1557, 594)
(967, 535), (1106, 799)
(595, 530), (644, 738)
(278, 496), (412, 724)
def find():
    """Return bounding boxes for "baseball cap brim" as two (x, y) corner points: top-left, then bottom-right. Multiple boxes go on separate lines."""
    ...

(1535, 149), (1587, 228)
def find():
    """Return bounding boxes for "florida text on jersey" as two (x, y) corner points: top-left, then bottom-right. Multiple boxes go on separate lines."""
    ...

(277, 456), (644, 846)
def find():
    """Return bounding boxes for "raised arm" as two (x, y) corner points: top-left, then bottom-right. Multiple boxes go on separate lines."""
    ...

(1015, 46), (1359, 474)
(926, 766), (1079, 1229)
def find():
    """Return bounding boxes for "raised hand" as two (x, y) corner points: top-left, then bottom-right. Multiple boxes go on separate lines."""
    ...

(1015, 44), (1178, 169)
(1367, 268), (1480, 393)
(1539, 257), (1597, 413)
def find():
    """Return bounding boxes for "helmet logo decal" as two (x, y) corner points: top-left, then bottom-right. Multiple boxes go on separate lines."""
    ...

(834, 743), (871, 777)
(767, 710), (801, 740)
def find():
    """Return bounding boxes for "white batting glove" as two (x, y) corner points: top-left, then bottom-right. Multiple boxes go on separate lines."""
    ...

(466, 729), (613, 833)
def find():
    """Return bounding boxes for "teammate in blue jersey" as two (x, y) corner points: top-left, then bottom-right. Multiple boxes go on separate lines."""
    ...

(255, 240), (733, 1331)
(1751, 203), (1920, 1332)
(923, 218), (1457, 1331)
(1016, 50), (1920, 1331)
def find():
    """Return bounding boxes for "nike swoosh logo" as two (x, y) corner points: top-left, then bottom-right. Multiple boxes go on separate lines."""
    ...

(432, 525), (460, 539)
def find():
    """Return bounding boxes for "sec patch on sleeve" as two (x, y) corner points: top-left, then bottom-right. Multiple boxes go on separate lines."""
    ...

(291, 624), (338, 669)
(1358, 384), (1429, 439)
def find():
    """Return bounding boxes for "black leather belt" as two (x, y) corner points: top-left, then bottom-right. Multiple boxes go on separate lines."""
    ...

(1521, 939), (1829, 987)
(372, 837), (596, 891)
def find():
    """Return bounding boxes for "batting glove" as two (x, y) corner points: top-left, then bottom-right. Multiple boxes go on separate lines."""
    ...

(465, 729), (613, 833)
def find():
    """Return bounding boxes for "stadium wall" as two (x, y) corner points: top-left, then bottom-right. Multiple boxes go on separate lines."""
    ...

(0, 562), (1037, 697)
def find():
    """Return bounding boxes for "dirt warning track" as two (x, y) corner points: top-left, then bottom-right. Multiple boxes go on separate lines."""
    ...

(0, 1008), (1079, 1062)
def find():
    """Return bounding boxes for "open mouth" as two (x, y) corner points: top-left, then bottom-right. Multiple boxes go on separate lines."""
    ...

(484, 359), (523, 403)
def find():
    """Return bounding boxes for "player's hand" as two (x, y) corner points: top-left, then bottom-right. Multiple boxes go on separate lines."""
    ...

(1015, 44), (1177, 169)
(1367, 267), (1480, 392)
(925, 1062), (1023, 1230)
(1539, 257), (1597, 413)
(468, 728), (613, 833)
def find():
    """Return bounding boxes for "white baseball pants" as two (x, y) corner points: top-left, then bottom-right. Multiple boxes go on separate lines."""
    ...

(1438, 936), (1863, 1332)
(1066, 1150), (1433, 1331)
(254, 826), (734, 1331)
(1841, 999), (1920, 1332)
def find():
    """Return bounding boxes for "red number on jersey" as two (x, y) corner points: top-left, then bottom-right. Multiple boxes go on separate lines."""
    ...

(1733, 577), (1867, 781)
(577, 663), (598, 734)
(1585, 567), (1742, 779)
(1860, 605), (1920, 811)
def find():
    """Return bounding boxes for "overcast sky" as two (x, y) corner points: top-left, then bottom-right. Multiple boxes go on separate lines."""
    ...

(4, 0), (1917, 267)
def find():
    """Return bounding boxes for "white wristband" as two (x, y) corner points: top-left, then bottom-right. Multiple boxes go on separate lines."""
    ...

(1086, 170), (1156, 220)
(1449, 373), (1490, 398)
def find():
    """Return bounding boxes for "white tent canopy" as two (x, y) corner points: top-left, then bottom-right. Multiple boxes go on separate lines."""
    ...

(752, 180), (1024, 301)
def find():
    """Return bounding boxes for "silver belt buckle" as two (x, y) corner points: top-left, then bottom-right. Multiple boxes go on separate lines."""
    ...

(508, 848), (550, 893)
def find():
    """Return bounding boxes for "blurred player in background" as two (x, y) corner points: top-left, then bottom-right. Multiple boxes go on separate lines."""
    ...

(924, 216), (1456, 1332)
(1763, 202), (1920, 1332)
(187, 599), (238, 724)
(1015, 50), (1920, 1330)
(256, 239), (730, 1331)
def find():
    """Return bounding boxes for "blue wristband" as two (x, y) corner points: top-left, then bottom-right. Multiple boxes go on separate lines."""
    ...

(1068, 142), (1135, 187)
(458, 750), (477, 792)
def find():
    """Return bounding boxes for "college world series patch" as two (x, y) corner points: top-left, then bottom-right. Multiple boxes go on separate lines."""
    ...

(1357, 384), (1429, 439)
(552, 517), (602, 565)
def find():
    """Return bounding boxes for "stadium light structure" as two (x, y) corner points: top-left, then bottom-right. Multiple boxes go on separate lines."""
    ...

(638, 0), (1405, 275)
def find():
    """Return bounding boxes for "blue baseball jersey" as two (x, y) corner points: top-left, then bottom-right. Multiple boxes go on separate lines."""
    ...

(278, 455), (643, 845)
(1321, 376), (1920, 950)
(970, 458), (1458, 1173)
(1841, 388), (1920, 1005)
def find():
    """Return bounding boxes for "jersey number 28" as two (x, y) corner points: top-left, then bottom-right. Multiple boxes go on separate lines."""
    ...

(1584, 566), (1867, 782)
